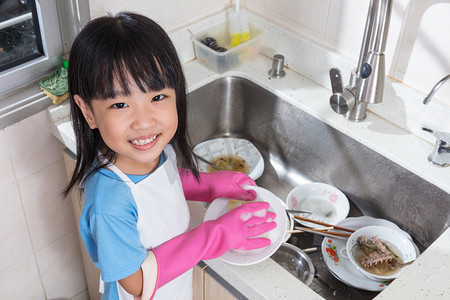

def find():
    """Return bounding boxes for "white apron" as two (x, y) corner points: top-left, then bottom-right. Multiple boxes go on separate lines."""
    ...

(101, 145), (193, 300)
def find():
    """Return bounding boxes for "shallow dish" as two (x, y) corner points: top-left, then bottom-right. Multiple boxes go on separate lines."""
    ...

(203, 186), (287, 266)
(346, 225), (417, 281)
(321, 216), (420, 291)
(270, 243), (315, 286)
(287, 182), (349, 228)
(193, 137), (264, 180)
(281, 200), (295, 243)
(284, 211), (294, 243)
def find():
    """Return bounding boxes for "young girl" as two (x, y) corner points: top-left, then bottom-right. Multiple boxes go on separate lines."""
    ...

(64, 12), (277, 300)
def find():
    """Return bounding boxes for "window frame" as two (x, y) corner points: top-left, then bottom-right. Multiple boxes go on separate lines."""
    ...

(0, 0), (90, 129)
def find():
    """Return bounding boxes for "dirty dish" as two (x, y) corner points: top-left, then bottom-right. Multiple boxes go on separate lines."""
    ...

(203, 186), (287, 266)
(282, 203), (295, 243)
(287, 182), (349, 228)
(321, 216), (420, 291)
(347, 225), (417, 281)
(193, 137), (264, 180)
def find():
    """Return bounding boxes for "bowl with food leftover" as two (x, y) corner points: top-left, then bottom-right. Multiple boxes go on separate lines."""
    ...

(346, 225), (417, 281)
(286, 182), (349, 228)
(203, 185), (287, 265)
(193, 137), (264, 180)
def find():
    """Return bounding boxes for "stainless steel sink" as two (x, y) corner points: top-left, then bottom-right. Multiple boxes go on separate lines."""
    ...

(187, 76), (450, 299)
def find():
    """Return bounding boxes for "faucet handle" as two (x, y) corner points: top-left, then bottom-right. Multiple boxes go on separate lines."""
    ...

(421, 125), (450, 167)
(330, 68), (344, 94)
(329, 68), (355, 115)
(421, 125), (450, 146)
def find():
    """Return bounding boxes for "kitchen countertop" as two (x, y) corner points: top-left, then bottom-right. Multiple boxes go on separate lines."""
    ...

(49, 11), (450, 299)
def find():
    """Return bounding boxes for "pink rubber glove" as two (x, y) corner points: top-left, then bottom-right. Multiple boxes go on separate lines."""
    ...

(153, 201), (276, 290)
(179, 168), (257, 202)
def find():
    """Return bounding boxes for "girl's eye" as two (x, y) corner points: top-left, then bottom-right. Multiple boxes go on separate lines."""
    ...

(112, 103), (128, 109)
(152, 94), (166, 102)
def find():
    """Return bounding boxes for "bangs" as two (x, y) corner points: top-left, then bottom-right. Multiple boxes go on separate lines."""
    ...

(71, 13), (182, 101)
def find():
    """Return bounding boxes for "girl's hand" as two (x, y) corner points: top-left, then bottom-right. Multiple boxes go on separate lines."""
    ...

(179, 168), (257, 202)
(206, 170), (257, 201)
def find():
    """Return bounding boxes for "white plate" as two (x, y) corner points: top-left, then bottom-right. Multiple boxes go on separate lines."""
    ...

(193, 137), (264, 180)
(203, 186), (287, 266)
(321, 216), (420, 291)
(281, 202), (295, 243)
(287, 182), (349, 228)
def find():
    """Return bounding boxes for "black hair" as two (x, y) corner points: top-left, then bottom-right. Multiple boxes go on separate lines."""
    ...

(63, 12), (198, 197)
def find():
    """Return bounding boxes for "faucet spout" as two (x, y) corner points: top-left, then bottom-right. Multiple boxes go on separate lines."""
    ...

(423, 74), (450, 105)
(355, 0), (392, 104)
(421, 74), (450, 167)
(328, 0), (393, 121)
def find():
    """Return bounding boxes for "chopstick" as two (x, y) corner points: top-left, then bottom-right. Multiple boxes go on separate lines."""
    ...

(287, 226), (334, 234)
(306, 229), (351, 238)
(297, 226), (352, 237)
(194, 153), (221, 170)
(286, 230), (305, 234)
(293, 216), (355, 233)
(287, 227), (352, 238)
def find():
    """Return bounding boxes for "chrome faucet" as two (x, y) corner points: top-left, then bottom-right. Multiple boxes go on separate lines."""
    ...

(421, 74), (450, 167)
(423, 74), (450, 105)
(329, 0), (392, 121)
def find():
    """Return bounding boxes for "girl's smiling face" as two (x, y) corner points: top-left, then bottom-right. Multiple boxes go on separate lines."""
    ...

(75, 81), (178, 175)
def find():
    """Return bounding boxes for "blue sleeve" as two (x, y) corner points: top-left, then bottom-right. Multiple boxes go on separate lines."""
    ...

(80, 172), (148, 283)
(91, 213), (148, 282)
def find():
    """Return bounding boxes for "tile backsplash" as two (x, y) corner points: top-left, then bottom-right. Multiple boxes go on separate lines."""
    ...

(245, 0), (450, 106)
(0, 111), (87, 299)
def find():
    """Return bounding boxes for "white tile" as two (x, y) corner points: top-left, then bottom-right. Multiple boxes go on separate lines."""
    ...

(0, 183), (34, 273)
(90, 0), (230, 32)
(5, 110), (64, 181)
(19, 159), (75, 251)
(326, 0), (370, 60)
(0, 257), (45, 300)
(36, 231), (87, 299)
(396, 2), (450, 102)
(71, 289), (90, 300)
(0, 130), (16, 190)
(265, 0), (329, 34)
(158, 0), (229, 32)
(89, 0), (148, 19)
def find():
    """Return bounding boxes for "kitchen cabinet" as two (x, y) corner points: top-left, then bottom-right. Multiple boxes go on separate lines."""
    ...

(204, 271), (237, 300)
(193, 262), (241, 300)
(63, 150), (101, 300)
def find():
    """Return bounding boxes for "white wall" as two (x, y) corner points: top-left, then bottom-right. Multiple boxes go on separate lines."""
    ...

(89, 0), (230, 32)
(90, 0), (450, 104)
(0, 111), (87, 299)
(245, 0), (450, 106)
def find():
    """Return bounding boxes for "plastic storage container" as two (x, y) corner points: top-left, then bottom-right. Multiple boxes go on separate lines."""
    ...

(190, 22), (262, 73)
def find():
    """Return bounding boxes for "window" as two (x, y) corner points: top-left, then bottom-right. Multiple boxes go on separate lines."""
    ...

(0, 0), (43, 73)
(0, 0), (90, 129)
